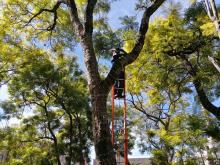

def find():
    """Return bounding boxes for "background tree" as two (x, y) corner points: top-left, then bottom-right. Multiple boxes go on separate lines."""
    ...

(125, 2), (220, 120)
(124, 4), (220, 164)
(0, 52), (91, 165)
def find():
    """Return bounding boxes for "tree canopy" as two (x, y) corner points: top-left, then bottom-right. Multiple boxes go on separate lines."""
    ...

(1, 0), (220, 165)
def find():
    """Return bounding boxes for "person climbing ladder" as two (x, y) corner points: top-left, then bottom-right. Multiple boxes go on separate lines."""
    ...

(111, 47), (128, 165)
(111, 48), (127, 99)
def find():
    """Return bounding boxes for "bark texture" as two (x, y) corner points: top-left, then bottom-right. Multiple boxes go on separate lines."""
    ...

(91, 88), (116, 164)
(67, 0), (165, 164)
(193, 78), (220, 120)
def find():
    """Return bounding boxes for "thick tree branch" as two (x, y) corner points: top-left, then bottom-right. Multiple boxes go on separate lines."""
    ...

(83, 0), (100, 87)
(104, 0), (165, 91)
(205, 0), (214, 20)
(182, 54), (220, 120)
(193, 78), (220, 120)
(164, 41), (220, 120)
(125, 0), (166, 65)
(210, 0), (219, 19)
(68, 0), (100, 88)
(25, 1), (63, 31)
(85, 0), (97, 35)
(180, 56), (220, 120)
(68, 0), (84, 36)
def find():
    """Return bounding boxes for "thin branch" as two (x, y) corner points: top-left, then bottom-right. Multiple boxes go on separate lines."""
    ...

(24, 1), (63, 31)
(128, 93), (166, 126)
(164, 39), (206, 57)
(20, 136), (54, 142)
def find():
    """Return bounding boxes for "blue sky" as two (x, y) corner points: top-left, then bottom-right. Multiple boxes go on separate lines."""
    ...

(108, 0), (191, 29)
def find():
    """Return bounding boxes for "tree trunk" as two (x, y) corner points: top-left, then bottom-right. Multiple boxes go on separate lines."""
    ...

(67, 0), (165, 163)
(45, 106), (61, 165)
(76, 114), (87, 165)
(213, 20), (220, 39)
(67, 112), (73, 165)
(205, 0), (220, 73)
(208, 56), (220, 73)
(91, 88), (116, 165)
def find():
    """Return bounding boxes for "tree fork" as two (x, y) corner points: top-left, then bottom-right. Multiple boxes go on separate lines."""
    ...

(25, 1), (166, 162)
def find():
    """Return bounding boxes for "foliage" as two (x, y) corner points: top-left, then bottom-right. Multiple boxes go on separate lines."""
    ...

(1, 0), (220, 164)
(0, 51), (91, 164)
(125, 4), (220, 164)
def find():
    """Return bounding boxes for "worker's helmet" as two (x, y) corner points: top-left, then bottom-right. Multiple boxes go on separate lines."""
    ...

(110, 48), (117, 56)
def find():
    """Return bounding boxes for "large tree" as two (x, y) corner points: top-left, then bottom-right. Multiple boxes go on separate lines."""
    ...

(124, 1), (220, 120)
(0, 0), (165, 164)
(125, 7), (220, 164)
